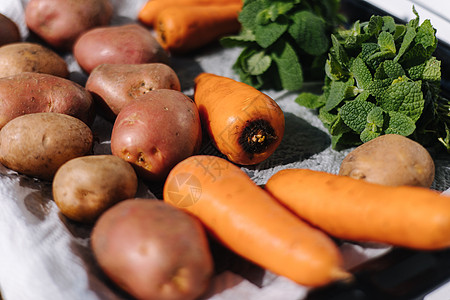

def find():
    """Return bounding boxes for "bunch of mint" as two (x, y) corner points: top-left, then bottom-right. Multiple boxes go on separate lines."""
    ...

(221, 0), (344, 91)
(296, 9), (450, 151)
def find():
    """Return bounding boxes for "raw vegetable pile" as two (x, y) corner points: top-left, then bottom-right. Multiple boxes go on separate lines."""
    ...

(295, 8), (450, 151)
(1, 0), (450, 300)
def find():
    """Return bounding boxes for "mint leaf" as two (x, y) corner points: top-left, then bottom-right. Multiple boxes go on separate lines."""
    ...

(407, 62), (426, 80)
(232, 46), (266, 88)
(318, 107), (338, 130)
(394, 25), (416, 62)
(359, 43), (379, 62)
(385, 111), (416, 136)
(330, 34), (349, 69)
(401, 43), (431, 67)
(415, 19), (437, 50)
(380, 78), (424, 122)
(393, 24), (406, 40)
(238, 0), (265, 31)
(324, 80), (350, 111)
(234, 46), (259, 74)
(271, 40), (303, 90)
(366, 50), (395, 70)
(409, 6), (420, 27)
(355, 90), (370, 102)
(295, 92), (324, 109)
(367, 78), (392, 100)
(365, 15), (383, 36)
(367, 106), (384, 127)
(289, 10), (329, 56)
(268, 1), (295, 21)
(361, 128), (381, 142)
(361, 106), (384, 142)
(246, 51), (272, 75)
(331, 132), (363, 150)
(382, 60), (405, 78)
(220, 28), (256, 47)
(382, 16), (396, 33)
(330, 115), (352, 136)
(254, 17), (289, 48)
(350, 57), (372, 89)
(378, 31), (396, 53)
(340, 99), (376, 133)
(325, 52), (349, 81)
(422, 56), (441, 82)
(338, 20), (369, 48)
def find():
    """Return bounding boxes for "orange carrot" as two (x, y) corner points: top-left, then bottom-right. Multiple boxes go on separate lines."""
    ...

(138, 0), (243, 27)
(163, 155), (351, 287)
(154, 5), (242, 53)
(194, 73), (285, 165)
(265, 168), (450, 250)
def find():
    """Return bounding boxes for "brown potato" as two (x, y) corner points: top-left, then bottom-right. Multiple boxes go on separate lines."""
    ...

(91, 199), (213, 300)
(0, 13), (21, 46)
(25, 0), (113, 50)
(53, 155), (138, 223)
(0, 42), (69, 78)
(86, 63), (181, 120)
(0, 72), (94, 129)
(73, 24), (169, 73)
(0, 113), (93, 180)
(339, 134), (435, 187)
(110, 89), (202, 181)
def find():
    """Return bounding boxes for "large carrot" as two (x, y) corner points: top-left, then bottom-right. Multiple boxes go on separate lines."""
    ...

(194, 73), (285, 165)
(163, 155), (351, 287)
(138, 0), (243, 27)
(154, 5), (242, 53)
(265, 168), (450, 250)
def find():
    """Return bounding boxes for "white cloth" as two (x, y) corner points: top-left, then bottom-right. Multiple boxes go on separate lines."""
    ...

(1, 1), (450, 300)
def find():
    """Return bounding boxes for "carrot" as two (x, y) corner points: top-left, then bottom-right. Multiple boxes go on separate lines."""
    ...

(154, 5), (242, 53)
(138, 0), (243, 27)
(265, 168), (450, 251)
(163, 155), (351, 287)
(194, 73), (285, 165)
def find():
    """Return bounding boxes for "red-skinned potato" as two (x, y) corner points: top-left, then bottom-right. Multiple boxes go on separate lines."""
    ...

(0, 72), (94, 129)
(0, 14), (21, 46)
(25, 0), (113, 50)
(110, 89), (202, 181)
(86, 63), (181, 120)
(73, 24), (169, 74)
(91, 199), (214, 300)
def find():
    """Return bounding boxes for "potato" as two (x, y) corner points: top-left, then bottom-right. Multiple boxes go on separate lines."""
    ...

(53, 155), (138, 223)
(0, 113), (93, 180)
(73, 24), (169, 73)
(339, 134), (435, 187)
(25, 0), (113, 50)
(91, 199), (213, 300)
(111, 90), (202, 181)
(0, 42), (69, 78)
(86, 63), (181, 120)
(0, 72), (94, 129)
(0, 13), (21, 46)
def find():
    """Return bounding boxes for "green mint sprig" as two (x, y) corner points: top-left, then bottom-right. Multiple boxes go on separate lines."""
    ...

(221, 0), (344, 91)
(296, 8), (450, 151)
